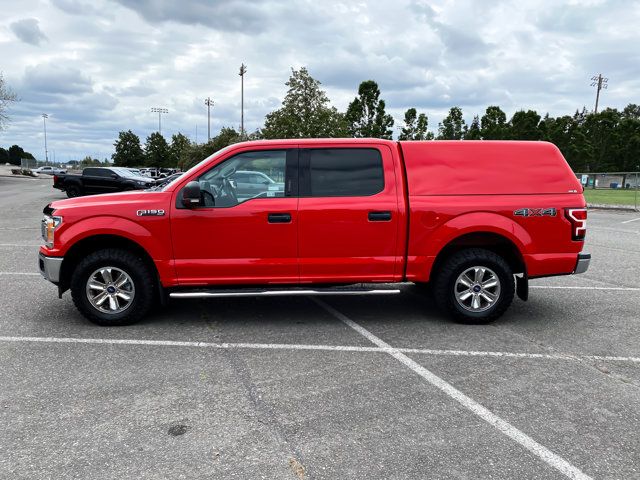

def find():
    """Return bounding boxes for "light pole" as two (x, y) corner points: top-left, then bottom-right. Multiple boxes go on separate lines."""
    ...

(204, 97), (214, 142)
(42, 113), (49, 163)
(239, 63), (247, 137)
(590, 74), (608, 114)
(151, 107), (168, 135)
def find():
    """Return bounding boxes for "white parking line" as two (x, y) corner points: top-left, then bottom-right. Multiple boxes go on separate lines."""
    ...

(621, 217), (640, 224)
(530, 285), (640, 291)
(0, 272), (40, 276)
(312, 298), (593, 480)
(0, 244), (41, 247)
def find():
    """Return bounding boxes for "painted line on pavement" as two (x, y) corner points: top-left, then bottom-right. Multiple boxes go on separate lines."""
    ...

(312, 297), (593, 480)
(621, 217), (640, 224)
(530, 285), (640, 291)
(0, 335), (638, 364)
(0, 244), (41, 247)
(0, 272), (40, 276)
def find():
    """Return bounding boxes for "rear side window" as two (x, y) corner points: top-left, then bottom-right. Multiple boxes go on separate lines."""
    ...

(84, 168), (111, 177)
(305, 148), (384, 197)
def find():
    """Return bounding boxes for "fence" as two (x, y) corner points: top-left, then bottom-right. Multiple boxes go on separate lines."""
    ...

(575, 172), (640, 211)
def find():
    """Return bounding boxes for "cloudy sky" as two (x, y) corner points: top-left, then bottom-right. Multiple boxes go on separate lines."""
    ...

(0, 0), (638, 162)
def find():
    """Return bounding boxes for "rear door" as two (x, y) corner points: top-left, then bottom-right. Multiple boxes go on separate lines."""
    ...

(298, 144), (402, 283)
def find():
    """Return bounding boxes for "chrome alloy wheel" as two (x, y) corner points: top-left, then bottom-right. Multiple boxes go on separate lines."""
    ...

(85, 267), (135, 314)
(454, 266), (501, 312)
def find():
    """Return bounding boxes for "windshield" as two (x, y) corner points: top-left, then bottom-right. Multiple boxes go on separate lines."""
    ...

(111, 167), (138, 178)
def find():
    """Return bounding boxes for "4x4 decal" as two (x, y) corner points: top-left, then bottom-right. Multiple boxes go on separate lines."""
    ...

(513, 208), (557, 217)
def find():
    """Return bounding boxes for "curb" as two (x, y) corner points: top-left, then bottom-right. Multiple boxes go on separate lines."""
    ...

(587, 203), (639, 212)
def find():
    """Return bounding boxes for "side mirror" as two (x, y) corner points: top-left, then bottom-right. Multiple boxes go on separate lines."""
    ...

(111, 173), (118, 179)
(182, 181), (201, 207)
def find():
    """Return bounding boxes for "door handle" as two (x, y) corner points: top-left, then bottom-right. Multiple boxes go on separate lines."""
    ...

(368, 211), (392, 222)
(268, 213), (292, 223)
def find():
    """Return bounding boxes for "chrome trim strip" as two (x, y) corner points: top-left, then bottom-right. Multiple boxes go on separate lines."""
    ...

(170, 289), (400, 299)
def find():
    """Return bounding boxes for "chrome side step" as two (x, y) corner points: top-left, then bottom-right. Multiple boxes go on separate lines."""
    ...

(170, 288), (401, 299)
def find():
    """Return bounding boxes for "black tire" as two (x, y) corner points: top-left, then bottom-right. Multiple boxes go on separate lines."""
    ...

(433, 248), (514, 324)
(66, 185), (82, 198)
(70, 248), (154, 326)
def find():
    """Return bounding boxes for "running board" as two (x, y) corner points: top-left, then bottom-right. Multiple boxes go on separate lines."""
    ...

(170, 287), (401, 299)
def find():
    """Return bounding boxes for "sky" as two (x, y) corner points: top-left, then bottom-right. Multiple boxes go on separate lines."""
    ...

(0, 0), (638, 163)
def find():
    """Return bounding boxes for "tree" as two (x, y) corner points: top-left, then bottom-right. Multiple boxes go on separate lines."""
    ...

(399, 108), (433, 140)
(480, 106), (507, 140)
(169, 132), (191, 167)
(112, 130), (144, 167)
(144, 132), (170, 168)
(262, 67), (348, 139)
(509, 110), (542, 140)
(437, 106), (466, 140)
(0, 147), (8, 164)
(465, 115), (482, 140)
(0, 73), (17, 130)
(7, 144), (34, 166)
(177, 127), (245, 170)
(345, 80), (394, 139)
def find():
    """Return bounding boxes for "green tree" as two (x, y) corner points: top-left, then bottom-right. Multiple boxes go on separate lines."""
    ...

(0, 147), (8, 164)
(480, 106), (507, 140)
(178, 127), (245, 170)
(509, 110), (542, 140)
(465, 115), (482, 140)
(399, 108), (433, 140)
(262, 67), (347, 139)
(345, 80), (394, 139)
(169, 132), (191, 167)
(8, 145), (34, 166)
(144, 132), (170, 168)
(0, 73), (17, 130)
(437, 106), (466, 140)
(112, 130), (144, 167)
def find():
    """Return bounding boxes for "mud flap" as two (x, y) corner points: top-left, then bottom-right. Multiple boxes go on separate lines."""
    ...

(516, 273), (528, 301)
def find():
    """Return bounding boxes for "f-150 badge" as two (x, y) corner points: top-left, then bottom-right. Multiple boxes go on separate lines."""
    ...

(513, 208), (556, 217)
(137, 209), (165, 216)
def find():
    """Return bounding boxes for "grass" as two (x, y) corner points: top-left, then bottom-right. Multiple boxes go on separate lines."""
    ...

(583, 188), (639, 206)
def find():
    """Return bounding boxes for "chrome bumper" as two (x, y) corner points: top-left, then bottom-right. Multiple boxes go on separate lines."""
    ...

(39, 253), (63, 283)
(574, 253), (590, 274)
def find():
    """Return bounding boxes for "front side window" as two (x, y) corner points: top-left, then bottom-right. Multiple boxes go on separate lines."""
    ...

(197, 150), (287, 207)
(306, 148), (384, 197)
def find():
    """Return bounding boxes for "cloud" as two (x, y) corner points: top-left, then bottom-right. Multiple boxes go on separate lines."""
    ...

(9, 18), (47, 46)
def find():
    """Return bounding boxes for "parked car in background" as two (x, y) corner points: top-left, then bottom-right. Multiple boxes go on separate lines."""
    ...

(126, 168), (143, 176)
(52, 167), (155, 197)
(153, 172), (183, 188)
(229, 170), (285, 200)
(35, 166), (67, 175)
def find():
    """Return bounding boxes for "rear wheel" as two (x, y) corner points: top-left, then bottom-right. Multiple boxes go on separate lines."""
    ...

(66, 185), (81, 198)
(433, 248), (514, 324)
(70, 248), (154, 326)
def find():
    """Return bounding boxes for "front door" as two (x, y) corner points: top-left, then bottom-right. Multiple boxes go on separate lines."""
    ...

(170, 148), (299, 285)
(297, 145), (402, 283)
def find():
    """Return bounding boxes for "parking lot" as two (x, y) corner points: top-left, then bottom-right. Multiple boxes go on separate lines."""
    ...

(1, 174), (639, 479)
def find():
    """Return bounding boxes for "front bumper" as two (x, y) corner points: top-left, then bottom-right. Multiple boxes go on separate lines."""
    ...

(573, 252), (590, 274)
(39, 253), (63, 283)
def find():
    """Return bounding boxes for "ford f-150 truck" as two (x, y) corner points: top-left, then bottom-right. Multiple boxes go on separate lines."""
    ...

(39, 139), (589, 326)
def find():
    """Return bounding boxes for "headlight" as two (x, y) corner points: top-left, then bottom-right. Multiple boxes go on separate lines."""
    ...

(41, 215), (62, 248)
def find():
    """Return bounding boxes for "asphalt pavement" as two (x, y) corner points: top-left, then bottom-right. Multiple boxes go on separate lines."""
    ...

(1, 175), (639, 479)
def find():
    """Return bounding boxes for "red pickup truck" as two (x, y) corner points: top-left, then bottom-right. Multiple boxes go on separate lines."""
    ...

(39, 139), (589, 326)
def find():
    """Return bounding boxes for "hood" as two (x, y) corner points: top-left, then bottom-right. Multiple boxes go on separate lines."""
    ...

(50, 190), (161, 211)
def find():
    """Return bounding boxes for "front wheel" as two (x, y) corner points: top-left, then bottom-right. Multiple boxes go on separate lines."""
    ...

(433, 248), (515, 324)
(66, 185), (82, 198)
(70, 248), (154, 326)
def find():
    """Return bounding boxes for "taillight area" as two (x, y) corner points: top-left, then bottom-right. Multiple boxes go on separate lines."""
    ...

(565, 208), (587, 241)
(53, 175), (58, 184)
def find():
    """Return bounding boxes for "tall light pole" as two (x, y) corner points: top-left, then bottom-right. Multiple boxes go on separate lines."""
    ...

(204, 97), (214, 142)
(239, 63), (247, 137)
(42, 113), (49, 163)
(151, 107), (168, 135)
(590, 74), (608, 114)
